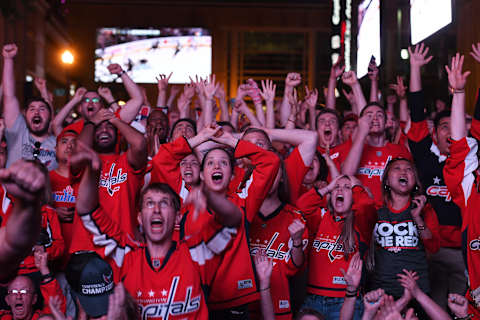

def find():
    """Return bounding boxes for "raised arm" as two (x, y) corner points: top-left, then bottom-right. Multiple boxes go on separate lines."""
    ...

(327, 58), (345, 110)
(108, 64), (143, 123)
(2, 44), (21, 129)
(398, 270), (451, 320)
(167, 85), (181, 110)
(446, 53), (470, 140)
(408, 43), (433, 93)
(52, 87), (86, 136)
(156, 73), (171, 107)
(341, 114), (370, 175)
(177, 83), (195, 120)
(367, 60), (379, 102)
(233, 98), (262, 127)
(304, 87), (319, 130)
(280, 73), (301, 127)
(260, 79), (276, 129)
(0, 160), (47, 281)
(215, 84), (230, 122)
(339, 252), (363, 320)
(342, 71), (367, 114)
(390, 76), (409, 122)
(246, 79), (266, 126)
(109, 116), (147, 171)
(199, 74), (220, 126)
(254, 252), (275, 320)
(266, 128), (318, 166)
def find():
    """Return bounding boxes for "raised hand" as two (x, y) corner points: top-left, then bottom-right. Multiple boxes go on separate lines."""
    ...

(342, 71), (358, 87)
(0, 160), (47, 203)
(70, 140), (102, 172)
(342, 88), (355, 105)
(408, 43), (433, 68)
(368, 60), (379, 81)
(107, 63), (124, 75)
(254, 250), (273, 289)
(376, 295), (403, 320)
(183, 82), (196, 100)
(397, 269), (421, 299)
(285, 72), (302, 88)
(73, 87), (87, 103)
(363, 288), (384, 316)
(184, 183), (207, 221)
(49, 296), (68, 320)
(304, 87), (319, 108)
(236, 84), (250, 100)
(445, 53), (471, 91)
(33, 247), (49, 275)
(471, 42), (480, 63)
(2, 44), (18, 59)
(389, 76), (407, 99)
(214, 83), (226, 101)
(288, 219), (305, 247)
(340, 252), (363, 292)
(97, 86), (114, 102)
(447, 293), (469, 318)
(34, 78), (47, 94)
(200, 74), (220, 99)
(260, 79), (276, 103)
(410, 195), (427, 219)
(156, 72), (172, 91)
(330, 57), (345, 79)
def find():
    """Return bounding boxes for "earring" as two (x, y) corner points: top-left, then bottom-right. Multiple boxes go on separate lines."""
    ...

(413, 185), (419, 193)
(384, 184), (390, 191)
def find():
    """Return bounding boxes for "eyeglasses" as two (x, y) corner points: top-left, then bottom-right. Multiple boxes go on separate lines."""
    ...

(8, 289), (33, 296)
(84, 97), (100, 103)
(33, 141), (41, 159)
(143, 199), (173, 209)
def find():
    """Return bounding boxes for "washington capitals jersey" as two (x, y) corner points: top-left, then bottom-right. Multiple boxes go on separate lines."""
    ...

(407, 90), (463, 248)
(444, 137), (480, 316)
(249, 203), (308, 319)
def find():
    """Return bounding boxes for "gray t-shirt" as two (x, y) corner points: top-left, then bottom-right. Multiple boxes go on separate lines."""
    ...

(5, 115), (57, 170)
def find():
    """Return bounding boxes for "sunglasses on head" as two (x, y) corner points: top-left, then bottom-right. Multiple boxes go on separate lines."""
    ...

(84, 97), (100, 103)
(33, 141), (41, 159)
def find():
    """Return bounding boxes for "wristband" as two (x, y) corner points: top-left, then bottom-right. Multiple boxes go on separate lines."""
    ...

(449, 86), (465, 94)
(345, 291), (357, 298)
(40, 272), (53, 281)
(108, 100), (118, 107)
(118, 70), (126, 77)
(258, 287), (270, 292)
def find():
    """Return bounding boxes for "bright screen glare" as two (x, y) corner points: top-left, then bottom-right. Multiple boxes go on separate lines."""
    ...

(95, 28), (212, 83)
(356, 0), (381, 78)
(410, 0), (452, 45)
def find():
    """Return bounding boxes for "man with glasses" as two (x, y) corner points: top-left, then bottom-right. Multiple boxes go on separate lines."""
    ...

(2, 44), (57, 170)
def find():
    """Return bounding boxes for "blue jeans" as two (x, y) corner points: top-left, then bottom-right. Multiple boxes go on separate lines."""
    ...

(302, 294), (364, 320)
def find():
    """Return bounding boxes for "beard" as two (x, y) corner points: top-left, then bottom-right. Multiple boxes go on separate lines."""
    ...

(26, 119), (50, 137)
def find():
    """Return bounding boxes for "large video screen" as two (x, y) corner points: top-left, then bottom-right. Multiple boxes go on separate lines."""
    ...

(356, 0), (381, 78)
(95, 28), (212, 83)
(410, 0), (452, 45)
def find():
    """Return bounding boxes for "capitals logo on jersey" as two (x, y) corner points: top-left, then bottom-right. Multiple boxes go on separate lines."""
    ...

(312, 235), (344, 262)
(426, 176), (452, 201)
(374, 220), (419, 253)
(53, 185), (76, 204)
(470, 238), (480, 251)
(138, 276), (201, 320)
(99, 163), (127, 196)
(358, 156), (392, 178)
(250, 232), (308, 264)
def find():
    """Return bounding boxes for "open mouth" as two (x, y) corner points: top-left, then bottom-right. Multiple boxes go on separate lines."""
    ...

(32, 116), (42, 125)
(184, 170), (193, 177)
(151, 218), (164, 231)
(14, 303), (25, 313)
(98, 133), (111, 143)
(211, 172), (223, 184)
(324, 129), (332, 138)
(87, 106), (94, 112)
(398, 177), (408, 186)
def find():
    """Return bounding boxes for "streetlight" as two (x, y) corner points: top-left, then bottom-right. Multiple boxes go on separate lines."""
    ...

(61, 50), (74, 65)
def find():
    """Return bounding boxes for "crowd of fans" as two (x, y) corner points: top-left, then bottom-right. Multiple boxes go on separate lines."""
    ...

(0, 39), (479, 320)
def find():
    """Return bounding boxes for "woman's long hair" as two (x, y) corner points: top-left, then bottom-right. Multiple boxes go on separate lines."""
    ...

(327, 175), (356, 260)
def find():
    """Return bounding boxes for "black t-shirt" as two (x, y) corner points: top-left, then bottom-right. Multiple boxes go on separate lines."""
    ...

(373, 204), (430, 298)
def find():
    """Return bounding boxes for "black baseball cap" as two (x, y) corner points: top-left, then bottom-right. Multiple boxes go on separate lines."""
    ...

(66, 251), (114, 318)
